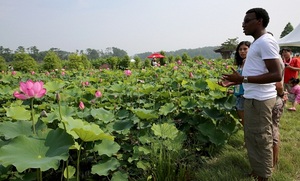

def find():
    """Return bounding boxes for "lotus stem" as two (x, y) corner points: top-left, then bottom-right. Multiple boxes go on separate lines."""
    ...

(31, 98), (36, 135)
(77, 142), (83, 181)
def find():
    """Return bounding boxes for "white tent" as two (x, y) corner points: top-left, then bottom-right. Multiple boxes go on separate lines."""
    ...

(278, 24), (300, 46)
(278, 23), (300, 47)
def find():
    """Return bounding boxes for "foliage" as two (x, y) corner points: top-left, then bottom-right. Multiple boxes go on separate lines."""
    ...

(43, 51), (62, 71)
(194, 101), (300, 180)
(118, 55), (130, 69)
(0, 55), (239, 180)
(66, 53), (91, 70)
(280, 22), (294, 38)
(0, 56), (7, 71)
(11, 53), (38, 72)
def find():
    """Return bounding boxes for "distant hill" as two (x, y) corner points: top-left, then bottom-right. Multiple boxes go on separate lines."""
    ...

(135, 46), (221, 60)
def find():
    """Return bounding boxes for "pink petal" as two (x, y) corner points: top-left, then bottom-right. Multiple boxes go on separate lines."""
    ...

(13, 91), (29, 100)
(32, 82), (42, 95)
(36, 88), (46, 98)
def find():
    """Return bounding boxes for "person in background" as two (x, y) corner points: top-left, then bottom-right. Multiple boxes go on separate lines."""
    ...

(272, 60), (286, 170)
(151, 57), (157, 66)
(281, 48), (300, 92)
(221, 8), (282, 180)
(287, 77), (300, 111)
(219, 41), (251, 126)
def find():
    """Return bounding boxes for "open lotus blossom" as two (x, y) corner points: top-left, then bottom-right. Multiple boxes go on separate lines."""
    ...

(13, 80), (47, 100)
(95, 90), (102, 98)
(79, 101), (85, 110)
(124, 69), (132, 76)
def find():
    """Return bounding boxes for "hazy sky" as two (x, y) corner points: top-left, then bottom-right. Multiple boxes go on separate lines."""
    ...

(1, 0), (299, 56)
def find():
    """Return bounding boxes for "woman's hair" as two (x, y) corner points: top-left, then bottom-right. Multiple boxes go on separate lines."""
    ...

(234, 41), (251, 66)
(289, 77), (300, 84)
(246, 8), (270, 28)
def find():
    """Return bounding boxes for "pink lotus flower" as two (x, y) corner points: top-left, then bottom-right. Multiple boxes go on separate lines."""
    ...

(13, 80), (47, 100)
(124, 70), (132, 76)
(45, 71), (50, 76)
(61, 71), (65, 76)
(177, 60), (182, 65)
(95, 90), (102, 98)
(79, 101), (85, 110)
(173, 66), (178, 70)
(11, 71), (16, 76)
(189, 72), (194, 78)
(31, 71), (35, 75)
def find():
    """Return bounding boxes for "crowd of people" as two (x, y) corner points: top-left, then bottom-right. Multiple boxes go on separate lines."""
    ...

(219, 7), (300, 181)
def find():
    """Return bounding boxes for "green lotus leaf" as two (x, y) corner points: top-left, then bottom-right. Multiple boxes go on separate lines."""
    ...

(91, 157), (120, 176)
(136, 160), (150, 171)
(116, 109), (129, 119)
(94, 139), (120, 157)
(206, 79), (219, 91)
(112, 119), (134, 131)
(44, 80), (65, 93)
(180, 99), (198, 109)
(203, 107), (225, 120)
(209, 90), (225, 99)
(207, 129), (227, 146)
(109, 84), (125, 92)
(60, 117), (84, 139)
(194, 79), (207, 90)
(223, 95), (236, 110)
(159, 103), (176, 116)
(0, 121), (32, 139)
(63, 165), (76, 179)
(72, 123), (114, 142)
(151, 123), (178, 140)
(197, 120), (215, 137)
(111, 171), (128, 181)
(0, 128), (74, 172)
(60, 105), (76, 118)
(91, 108), (114, 123)
(131, 108), (158, 120)
(4, 106), (31, 120)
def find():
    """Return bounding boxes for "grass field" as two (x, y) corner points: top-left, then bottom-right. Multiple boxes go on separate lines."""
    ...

(194, 101), (300, 181)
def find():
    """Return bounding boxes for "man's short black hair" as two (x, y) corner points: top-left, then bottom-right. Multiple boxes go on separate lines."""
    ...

(246, 8), (270, 28)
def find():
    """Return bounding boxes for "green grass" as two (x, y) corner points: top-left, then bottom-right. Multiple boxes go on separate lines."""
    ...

(194, 102), (300, 181)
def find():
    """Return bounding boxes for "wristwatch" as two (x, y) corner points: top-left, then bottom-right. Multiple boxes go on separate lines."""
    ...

(243, 76), (248, 83)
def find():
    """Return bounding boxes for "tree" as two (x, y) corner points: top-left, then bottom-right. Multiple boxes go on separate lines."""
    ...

(27, 46), (40, 61)
(12, 53), (38, 72)
(214, 38), (238, 59)
(0, 46), (13, 62)
(280, 22), (293, 38)
(107, 56), (119, 70)
(118, 55), (130, 70)
(43, 51), (62, 71)
(0, 56), (7, 71)
(112, 47), (127, 57)
(15, 46), (25, 53)
(86, 48), (100, 60)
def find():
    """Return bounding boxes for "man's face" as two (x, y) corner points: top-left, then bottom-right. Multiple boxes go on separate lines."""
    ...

(242, 12), (258, 36)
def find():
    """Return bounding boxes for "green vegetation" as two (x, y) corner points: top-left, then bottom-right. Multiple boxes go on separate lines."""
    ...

(194, 101), (300, 181)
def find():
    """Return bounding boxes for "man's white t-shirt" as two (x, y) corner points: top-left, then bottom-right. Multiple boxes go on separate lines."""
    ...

(242, 33), (280, 101)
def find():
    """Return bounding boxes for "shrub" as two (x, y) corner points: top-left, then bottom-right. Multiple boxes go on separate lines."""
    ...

(43, 51), (62, 71)
(12, 53), (38, 72)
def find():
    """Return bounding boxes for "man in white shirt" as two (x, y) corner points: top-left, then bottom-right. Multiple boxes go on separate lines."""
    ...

(222, 8), (282, 181)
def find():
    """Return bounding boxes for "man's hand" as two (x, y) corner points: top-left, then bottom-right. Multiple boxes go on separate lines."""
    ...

(218, 79), (236, 87)
(221, 67), (243, 84)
